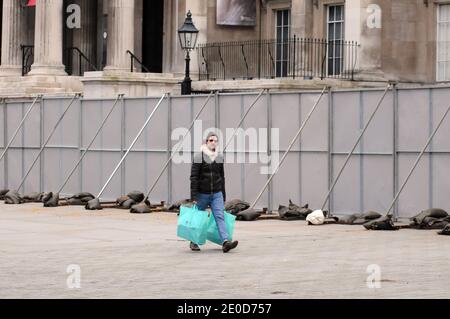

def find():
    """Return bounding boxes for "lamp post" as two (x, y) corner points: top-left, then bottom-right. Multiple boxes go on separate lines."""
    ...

(178, 11), (199, 95)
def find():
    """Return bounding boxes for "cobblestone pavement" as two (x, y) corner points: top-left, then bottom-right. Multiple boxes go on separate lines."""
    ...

(1, 202), (449, 299)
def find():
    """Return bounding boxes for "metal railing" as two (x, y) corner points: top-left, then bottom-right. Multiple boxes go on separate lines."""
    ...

(21, 45), (34, 76)
(126, 50), (150, 73)
(65, 47), (98, 76)
(197, 36), (359, 81)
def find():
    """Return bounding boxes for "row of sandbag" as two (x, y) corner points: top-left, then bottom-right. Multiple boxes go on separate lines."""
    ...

(0, 189), (97, 206)
(167, 198), (261, 221)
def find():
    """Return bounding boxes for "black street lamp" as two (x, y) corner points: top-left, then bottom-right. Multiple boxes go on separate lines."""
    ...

(178, 11), (199, 95)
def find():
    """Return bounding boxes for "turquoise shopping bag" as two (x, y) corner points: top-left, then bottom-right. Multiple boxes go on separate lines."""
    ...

(207, 211), (236, 245)
(177, 205), (210, 245)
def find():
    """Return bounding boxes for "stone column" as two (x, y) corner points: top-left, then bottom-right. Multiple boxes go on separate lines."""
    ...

(356, 0), (385, 81)
(291, 0), (313, 38)
(0, 0), (28, 75)
(290, 0), (314, 76)
(104, 0), (135, 72)
(73, 0), (98, 74)
(29, 0), (66, 76)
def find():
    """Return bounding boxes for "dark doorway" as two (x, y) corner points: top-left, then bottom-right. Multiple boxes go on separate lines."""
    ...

(142, 0), (164, 73)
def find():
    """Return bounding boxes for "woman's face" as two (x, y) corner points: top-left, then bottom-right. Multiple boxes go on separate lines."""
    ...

(207, 135), (218, 151)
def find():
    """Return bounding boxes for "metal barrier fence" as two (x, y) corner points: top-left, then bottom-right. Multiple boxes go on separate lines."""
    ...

(1, 85), (450, 218)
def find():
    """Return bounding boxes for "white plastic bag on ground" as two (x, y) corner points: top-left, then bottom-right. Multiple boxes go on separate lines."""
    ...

(306, 210), (325, 225)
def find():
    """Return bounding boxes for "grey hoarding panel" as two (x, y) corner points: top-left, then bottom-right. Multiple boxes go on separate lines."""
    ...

(362, 155), (393, 213)
(223, 162), (243, 202)
(360, 91), (394, 154)
(20, 149), (41, 193)
(193, 95), (215, 142)
(299, 153), (328, 209)
(430, 88), (450, 152)
(332, 91), (360, 153)
(82, 99), (122, 150)
(432, 154), (450, 210)
(171, 98), (192, 129)
(398, 89), (430, 151)
(124, 152), (168, 202)
(42, 148), (80, 194)
(81, 152), (122, 200)
(43, 98), (80, 147)
(272, 94), (300, 152)
(331, 155), (360, 214)
(397, 153), (430, 218)
(271, 152), (301, 208)
(299, 93), (329, 152)
(7, 102), (29, 148)
(6, 149), (23, 190)
(218, 95), (242, 133)
(219, 94), (267, 153)
(124, 98), (168, 150)
(244, 156), (269, 209)
(22, 102), (41, 148)
(171, 161), (191, 203)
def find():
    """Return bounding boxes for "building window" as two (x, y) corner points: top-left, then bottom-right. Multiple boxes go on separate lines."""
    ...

(327, 4), (344, 76)
(437, 4), (450, 81)
(275, 9), (290, 77)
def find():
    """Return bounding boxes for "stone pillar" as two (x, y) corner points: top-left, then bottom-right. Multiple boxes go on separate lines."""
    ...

(291, 0), (313, 38)
(29, 0), (66, 76)
(356, 0), (385, 81)
(104, 0), (135, 72)
(0, 0), (28, 75)
(73, 0), (97, 74)
(291, 0), (314, 76)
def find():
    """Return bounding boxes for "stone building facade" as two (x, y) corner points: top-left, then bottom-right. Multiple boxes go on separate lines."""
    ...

(0, 0), (448, 98)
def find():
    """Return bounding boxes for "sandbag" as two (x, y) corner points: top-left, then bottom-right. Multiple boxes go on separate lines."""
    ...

(363, 215), (399, 231)
(336, 211), (382, 225)
(438, 224), (450, 236)
(168, 199), (194, 212)
(68, 198), (85, 206)
(0, 189), (10, 200)
(362, 211), (382, 220)
(43, 192), (60, 207)
(121, 199), (136, 209)
(130, 201), (151, 214)
(410, 208), (449, 229)
(85, 198), (102, 210)
(127, 191), (144, 203)
(236, 208), (261, 221)
(225, 199), (250, 216)
(116, 195), (130, 206)
(23, 192), (45, 202)
(115, 195), (136, 209)
(70, 192), (95, 202)
(4, 191), (24, 204)
(411, 208), (448, 225)
(278, 200), (312, 220)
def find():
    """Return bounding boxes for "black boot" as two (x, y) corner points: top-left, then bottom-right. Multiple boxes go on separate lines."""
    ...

(222, 240), (238, 253)
(190, 242), (201, 251)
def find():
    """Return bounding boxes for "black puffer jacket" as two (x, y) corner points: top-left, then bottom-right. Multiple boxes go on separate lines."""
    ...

(190, 148), (226, 202)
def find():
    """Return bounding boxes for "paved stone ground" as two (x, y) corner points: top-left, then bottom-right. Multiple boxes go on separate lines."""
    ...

(1, 202), (450, 299)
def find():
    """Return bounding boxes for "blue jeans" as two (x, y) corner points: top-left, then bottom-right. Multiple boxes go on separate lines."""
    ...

(196, 192), (228, 244)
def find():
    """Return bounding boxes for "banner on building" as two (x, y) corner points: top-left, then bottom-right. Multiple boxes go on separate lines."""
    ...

(217, 0), (256, 26)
